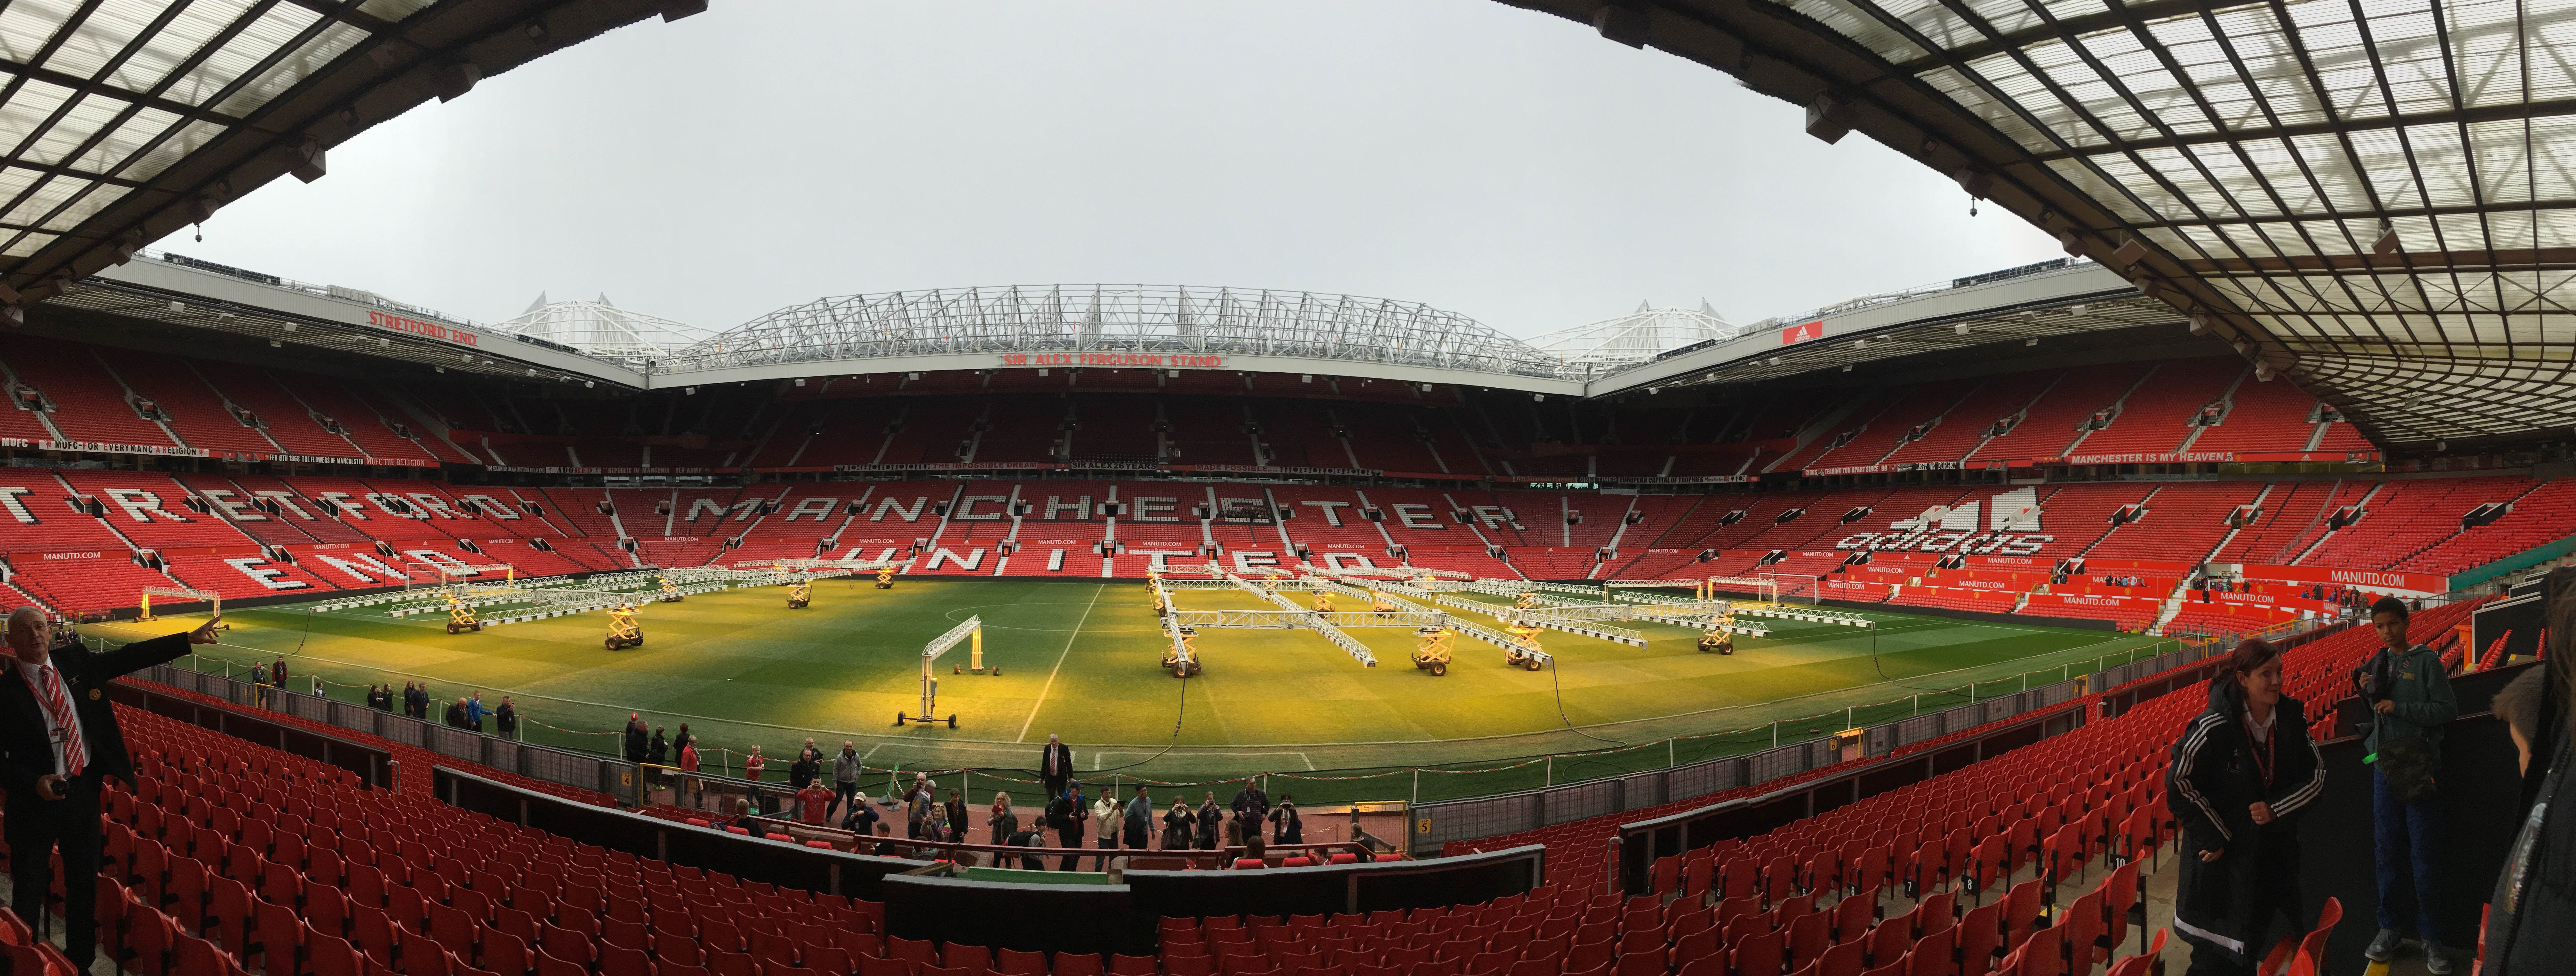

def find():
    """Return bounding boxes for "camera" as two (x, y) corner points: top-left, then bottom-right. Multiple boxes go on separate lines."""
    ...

(2351, 651), (2396, 703)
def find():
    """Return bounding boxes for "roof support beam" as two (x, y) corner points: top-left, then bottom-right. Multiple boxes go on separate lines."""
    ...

(2029, 97), (2576, 164)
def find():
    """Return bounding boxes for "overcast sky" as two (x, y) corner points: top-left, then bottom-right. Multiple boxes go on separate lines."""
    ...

(175, 0), (2063, 342)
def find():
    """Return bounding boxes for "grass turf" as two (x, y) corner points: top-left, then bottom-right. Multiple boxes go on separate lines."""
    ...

(98, 578), (2175, 805)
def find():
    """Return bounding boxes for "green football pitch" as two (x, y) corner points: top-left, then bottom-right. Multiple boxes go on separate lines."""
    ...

(95, 578), (2174, 806)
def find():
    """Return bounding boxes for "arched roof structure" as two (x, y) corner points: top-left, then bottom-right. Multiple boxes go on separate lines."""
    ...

(0, 0), (697, 314)
(665, 284), (1573, 380)
(1514, 0), (2576, 448)
(14, 0), (2571, 449)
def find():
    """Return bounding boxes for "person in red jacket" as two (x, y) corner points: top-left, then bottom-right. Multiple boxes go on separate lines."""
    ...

(678, 735), (701, 804)
(796, 780), (835, 825)
(744, 745), (765, 781)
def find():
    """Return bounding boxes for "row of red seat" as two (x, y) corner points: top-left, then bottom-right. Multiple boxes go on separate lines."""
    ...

(9, 463), (2550, 614)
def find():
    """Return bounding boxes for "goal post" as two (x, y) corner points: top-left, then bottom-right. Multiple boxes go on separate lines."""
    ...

(443, 564), (516, 589)
(137, 586), (218, 622)
(1765, 571), (1821, 606)
(1699, 576), (1779, 605)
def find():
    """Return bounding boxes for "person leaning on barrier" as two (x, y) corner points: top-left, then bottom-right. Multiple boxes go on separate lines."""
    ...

(250, 665), (274, 709)
(445, 698), (469, 729)
(1005, 822), (1049, 871)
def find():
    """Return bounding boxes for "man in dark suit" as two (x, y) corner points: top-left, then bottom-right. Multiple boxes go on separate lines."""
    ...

(1038, 733), (1074, 798)
(3, 607), (217, 967)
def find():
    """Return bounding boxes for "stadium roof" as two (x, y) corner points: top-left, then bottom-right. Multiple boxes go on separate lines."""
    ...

(0, 0), (694, 311)
(17, 0), (2565, 450)
(1527, 301), (1746, 370)
(495, 294), (714, 362)
(664, 284), (1576, 381)
(1517, 0), (2575, 449)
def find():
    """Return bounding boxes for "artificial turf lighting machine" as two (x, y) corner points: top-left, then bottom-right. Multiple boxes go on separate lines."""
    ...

(897, 616), (981, 728)
(785, 579), (812, 609)
(1411, 625), (1456, 676)
(604, 602), (644, 649)
(444, 592), (484, 634)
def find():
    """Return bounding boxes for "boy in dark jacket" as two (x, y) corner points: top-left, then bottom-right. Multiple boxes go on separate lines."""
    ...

(2168, 638), (2327, 976)
(2359, 596), (2459, 972)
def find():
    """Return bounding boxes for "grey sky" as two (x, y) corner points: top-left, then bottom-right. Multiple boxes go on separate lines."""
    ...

(175, 0), (2062, 343)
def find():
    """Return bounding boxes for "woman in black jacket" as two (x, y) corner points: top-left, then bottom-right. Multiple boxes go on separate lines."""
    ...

(2168, 638), (2328, 975)
(1196, 792), (1223, 850)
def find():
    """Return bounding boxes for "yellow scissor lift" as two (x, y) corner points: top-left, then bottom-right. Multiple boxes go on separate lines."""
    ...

(444, 593), (484, 635)
(605, 603), (644, 649)
(1411, 625), (1456, 676)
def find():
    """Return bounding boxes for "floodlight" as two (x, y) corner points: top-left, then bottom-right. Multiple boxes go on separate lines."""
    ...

(1805, 94), (1857, 144)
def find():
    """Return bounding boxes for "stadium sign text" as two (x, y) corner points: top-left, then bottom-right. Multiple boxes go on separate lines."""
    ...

(998, 353), (1223, 369)
(2033, 451), (2233, 466)
(367, 310), (478, 346)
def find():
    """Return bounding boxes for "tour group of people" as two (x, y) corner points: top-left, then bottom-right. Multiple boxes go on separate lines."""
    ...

(2167, 587), (2575, 976)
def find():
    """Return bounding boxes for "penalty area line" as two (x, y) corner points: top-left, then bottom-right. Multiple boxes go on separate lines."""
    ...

(1015, 583), (1105, 744)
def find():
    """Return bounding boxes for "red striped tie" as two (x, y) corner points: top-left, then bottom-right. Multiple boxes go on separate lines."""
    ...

(35, 665), (85, 777)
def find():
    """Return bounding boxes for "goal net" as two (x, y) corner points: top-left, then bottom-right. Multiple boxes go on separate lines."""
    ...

(1701, 576), (1779, 605)
(1766, 572), (1820, 606)
(413, 564), (518, 595)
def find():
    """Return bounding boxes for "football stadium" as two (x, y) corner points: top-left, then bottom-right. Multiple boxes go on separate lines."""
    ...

(0, 3), (2566, 976)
